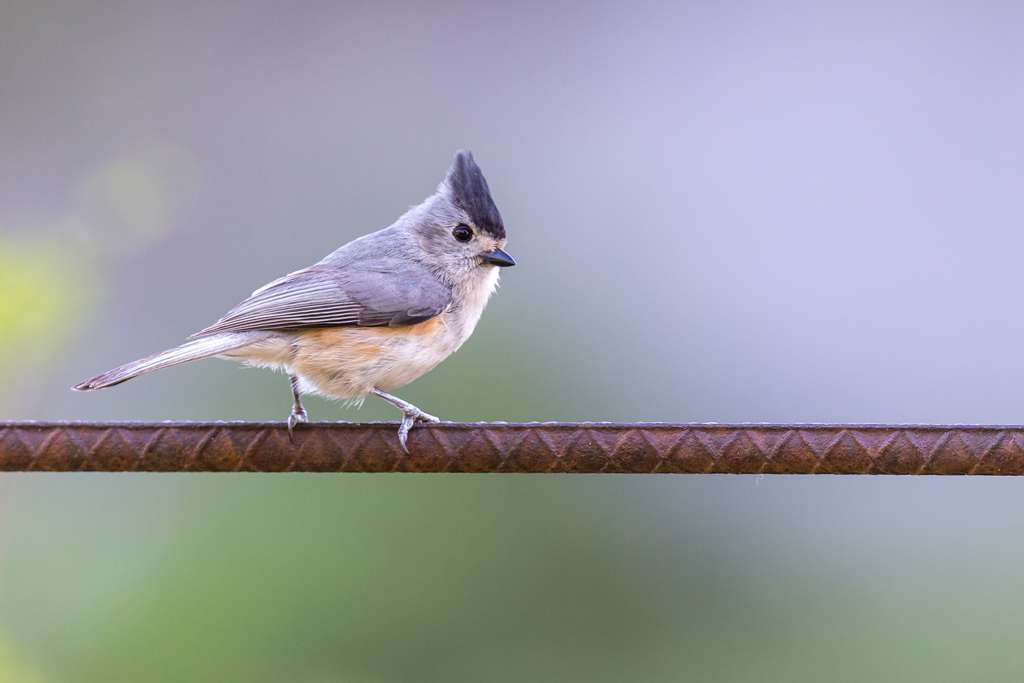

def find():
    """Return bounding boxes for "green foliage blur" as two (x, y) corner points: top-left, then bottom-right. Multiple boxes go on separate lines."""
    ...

(0, 237), (90, 375)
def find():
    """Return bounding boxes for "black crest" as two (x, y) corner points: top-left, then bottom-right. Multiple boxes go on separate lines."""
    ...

(446, 150), (505, 239)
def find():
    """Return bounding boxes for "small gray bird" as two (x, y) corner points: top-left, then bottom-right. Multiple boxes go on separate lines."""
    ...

(74, 150), (515, 451)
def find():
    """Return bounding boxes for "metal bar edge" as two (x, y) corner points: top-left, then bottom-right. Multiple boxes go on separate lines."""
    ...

(2, 422), (1024, 473)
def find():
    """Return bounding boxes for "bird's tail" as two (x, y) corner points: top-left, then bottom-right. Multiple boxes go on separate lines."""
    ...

(73, 333), (249, 391)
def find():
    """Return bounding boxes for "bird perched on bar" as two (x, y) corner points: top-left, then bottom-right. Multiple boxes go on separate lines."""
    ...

(74, 150), (515, 451)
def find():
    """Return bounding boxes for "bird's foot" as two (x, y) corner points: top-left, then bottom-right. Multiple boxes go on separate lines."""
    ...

(287, 408), (308, 444)
(368, 388), (440, 453)
(397, 407), (440, 454)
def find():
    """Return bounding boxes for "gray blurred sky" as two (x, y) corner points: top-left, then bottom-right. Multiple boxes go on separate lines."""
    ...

(3, 1), (1024, 424)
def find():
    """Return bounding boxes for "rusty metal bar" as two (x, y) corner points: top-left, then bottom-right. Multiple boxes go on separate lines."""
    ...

(2, 422), (1024, 473)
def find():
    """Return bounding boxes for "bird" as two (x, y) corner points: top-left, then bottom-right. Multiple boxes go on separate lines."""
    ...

(74, 150), (515, 452)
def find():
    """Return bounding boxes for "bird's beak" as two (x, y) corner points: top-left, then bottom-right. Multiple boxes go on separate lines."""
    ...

(481, 248), (516, 267)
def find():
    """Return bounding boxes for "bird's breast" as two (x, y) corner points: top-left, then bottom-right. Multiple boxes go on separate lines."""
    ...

(250, 267), (500, 399)
(286, 307), (475, 397)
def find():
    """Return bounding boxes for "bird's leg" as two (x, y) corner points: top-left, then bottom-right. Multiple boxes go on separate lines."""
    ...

(370, 388), (440, 453)
(287, 374), (308, 443)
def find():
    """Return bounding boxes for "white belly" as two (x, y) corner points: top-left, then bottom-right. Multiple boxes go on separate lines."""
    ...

(220, 268), (499, 399)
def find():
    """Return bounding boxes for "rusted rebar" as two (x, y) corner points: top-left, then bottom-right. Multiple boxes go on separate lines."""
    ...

(2, 422), (1024, 473)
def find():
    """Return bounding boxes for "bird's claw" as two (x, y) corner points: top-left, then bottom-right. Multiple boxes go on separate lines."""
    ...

(287, 408), (308, 444)
(397, 408), (440, 454)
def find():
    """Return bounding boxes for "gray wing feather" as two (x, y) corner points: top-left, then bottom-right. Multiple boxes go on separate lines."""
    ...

(193, 260), (451, 336)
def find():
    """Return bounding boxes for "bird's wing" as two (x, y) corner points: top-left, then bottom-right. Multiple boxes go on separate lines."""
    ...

(192, 260), (452, 336)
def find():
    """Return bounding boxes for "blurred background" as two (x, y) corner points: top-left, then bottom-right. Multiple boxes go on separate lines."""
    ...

(3, 0), (1024, 680)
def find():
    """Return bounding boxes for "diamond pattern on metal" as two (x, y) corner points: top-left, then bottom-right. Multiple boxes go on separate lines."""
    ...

(1, 422), (1024, 473)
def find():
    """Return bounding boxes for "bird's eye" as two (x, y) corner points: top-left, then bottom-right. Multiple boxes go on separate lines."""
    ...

(452, 225), (473, 242)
